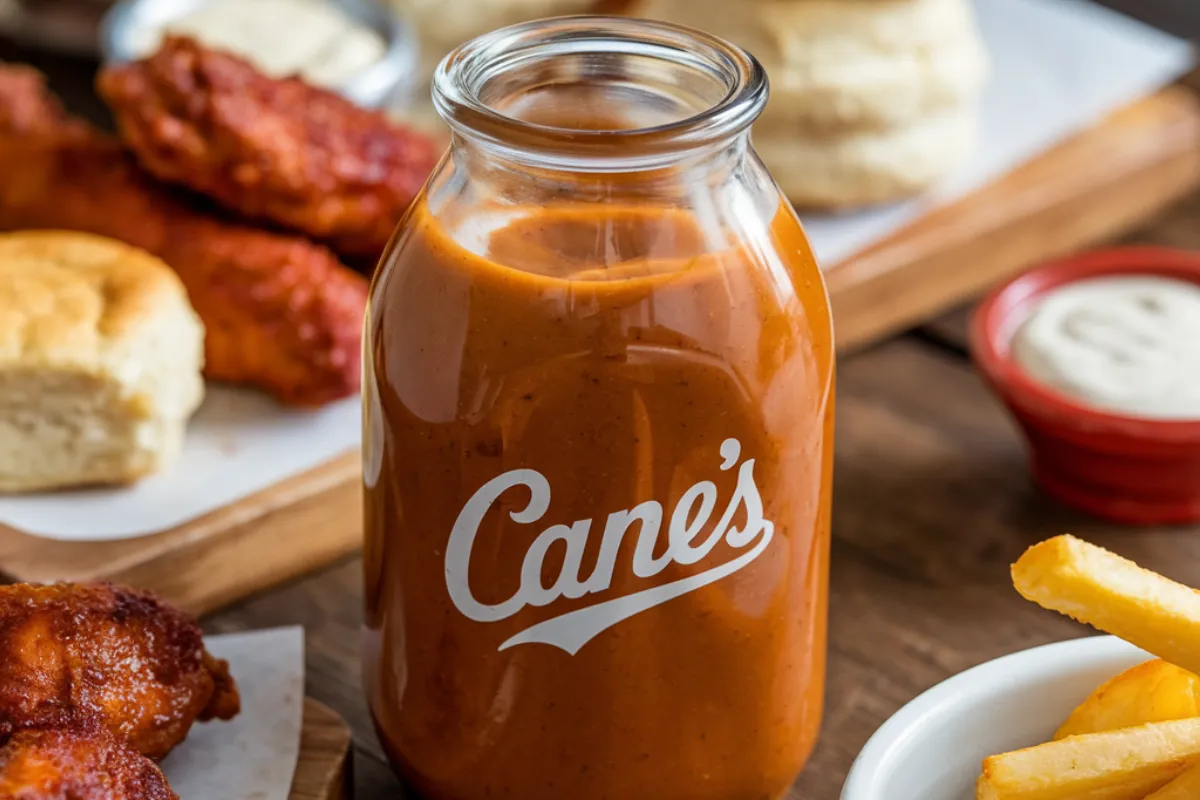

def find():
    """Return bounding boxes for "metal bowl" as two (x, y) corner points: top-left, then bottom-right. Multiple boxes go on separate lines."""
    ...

(99, 0), (418, 110)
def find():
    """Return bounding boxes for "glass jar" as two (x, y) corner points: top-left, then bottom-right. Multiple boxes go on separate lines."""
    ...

(363, 16), (835, 800)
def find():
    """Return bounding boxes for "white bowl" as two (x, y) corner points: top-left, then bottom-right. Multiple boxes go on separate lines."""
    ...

(840, 635), (1150, 800)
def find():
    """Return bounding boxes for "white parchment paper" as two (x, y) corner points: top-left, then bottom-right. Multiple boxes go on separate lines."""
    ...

(0, 388), (361, 541)
(802, 0), (1195, 267)
(161, 627), (307, 800)
(0, 0), (1190, 542)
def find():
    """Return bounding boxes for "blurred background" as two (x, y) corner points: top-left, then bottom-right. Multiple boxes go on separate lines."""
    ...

(0, 0), (1192, 359)
(0, 0), (1193, 122)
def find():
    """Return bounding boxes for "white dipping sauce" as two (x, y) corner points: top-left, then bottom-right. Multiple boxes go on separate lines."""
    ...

(1011, 275), (1200, 420)
(131, 0), (386, 88)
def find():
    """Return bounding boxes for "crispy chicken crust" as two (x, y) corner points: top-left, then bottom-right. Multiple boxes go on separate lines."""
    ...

(100, 36), (439, 260)
(0, 66), (368, 406)
(0, 728), (176, 800)
(0, 583), (240, 761)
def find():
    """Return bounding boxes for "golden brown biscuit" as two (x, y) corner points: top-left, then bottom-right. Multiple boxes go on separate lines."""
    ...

(0, 231), (205, 491)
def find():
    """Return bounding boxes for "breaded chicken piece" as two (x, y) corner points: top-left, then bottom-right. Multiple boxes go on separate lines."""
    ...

(0, 67), (368, 406)
(0, 583), (240, 761)
(0, 728), (176, 800)
(99, 36), (439, 260)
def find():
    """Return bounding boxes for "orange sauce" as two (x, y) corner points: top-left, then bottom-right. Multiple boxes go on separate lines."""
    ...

(363, 199), (834, 799)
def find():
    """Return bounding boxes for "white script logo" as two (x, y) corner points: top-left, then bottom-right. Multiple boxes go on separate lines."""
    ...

(444, 438), (774, 655)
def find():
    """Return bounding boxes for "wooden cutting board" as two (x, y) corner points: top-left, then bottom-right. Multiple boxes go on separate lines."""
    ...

(0, 88), (1194, 616)
(0, 451), (361, 616)
(292, 699), (353, 800)
(828, 86), (1200, 351)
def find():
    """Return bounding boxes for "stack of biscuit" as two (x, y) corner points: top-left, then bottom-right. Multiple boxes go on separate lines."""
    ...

(629, 0), (990, 209)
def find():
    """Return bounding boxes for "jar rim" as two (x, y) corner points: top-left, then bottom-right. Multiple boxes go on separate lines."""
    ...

(432, 15), (769, 169)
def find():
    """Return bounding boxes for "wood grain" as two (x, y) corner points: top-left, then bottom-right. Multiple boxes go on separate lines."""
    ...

(198, 94), (1200, 796)
(0, 451), (362, 615)
(202, 326), (1200, 800)
(791, 338), (1200, 799)
(202, 335), (1175, 800)
(828, 88), (1200, 352)
(292, 699), (353, 800)
(920, 186), (1200, 352)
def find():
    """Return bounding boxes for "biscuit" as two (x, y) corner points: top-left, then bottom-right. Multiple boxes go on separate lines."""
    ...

(763, 31), (988, 132)
(632, 0), (989, 132)
(754, 104), (979, 208)
(0, 231), (205, 492)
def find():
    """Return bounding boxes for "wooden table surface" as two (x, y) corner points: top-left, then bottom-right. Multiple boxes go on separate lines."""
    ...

(3, 4), (1198, 798)
(194, 192), (1200, 800)
(203, 205), (1200, 800)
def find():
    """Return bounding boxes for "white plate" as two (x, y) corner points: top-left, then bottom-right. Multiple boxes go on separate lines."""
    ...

(840, 635), (1150, 800)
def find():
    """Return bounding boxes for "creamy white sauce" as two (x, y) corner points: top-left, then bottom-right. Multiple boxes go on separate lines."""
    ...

(131, 0), (386, 88)
(1011, 275), (1200, 420)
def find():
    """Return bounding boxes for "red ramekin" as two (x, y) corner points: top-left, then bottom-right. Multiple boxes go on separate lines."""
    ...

(970, 247), (1200, 525)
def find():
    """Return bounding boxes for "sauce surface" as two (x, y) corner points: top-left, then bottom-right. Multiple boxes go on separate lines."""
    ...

(364, 198), (835, 799)
(1012, 275), (1200, 420)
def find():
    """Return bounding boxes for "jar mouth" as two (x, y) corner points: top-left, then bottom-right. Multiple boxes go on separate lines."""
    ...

(432, 16), (769, 169)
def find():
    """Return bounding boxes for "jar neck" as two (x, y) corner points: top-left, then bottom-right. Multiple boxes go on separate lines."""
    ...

(432, 16), (769, 173)
(444, 127), (755, 198)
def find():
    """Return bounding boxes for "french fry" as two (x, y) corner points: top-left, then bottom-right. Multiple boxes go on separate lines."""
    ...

(1144, 761), (1200, 799)
(1011, 535), (1200, 676)
(976, 718), (1200, 800)
(1055, 659), (1200, 740)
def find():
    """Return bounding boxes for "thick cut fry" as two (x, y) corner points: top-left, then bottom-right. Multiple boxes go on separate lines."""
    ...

(1011, 535), (1200, 677)
(1145, 760), (1200, 799)
(1055, 659), (1200, 740)
(976, 718), (1200, 800)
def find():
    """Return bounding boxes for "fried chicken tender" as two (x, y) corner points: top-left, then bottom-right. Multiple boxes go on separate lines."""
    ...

(0, 66), (368, 406)
(99, 36), (439, 260)
(0, 583), (240, 762)
(0, 728), (176, 800)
